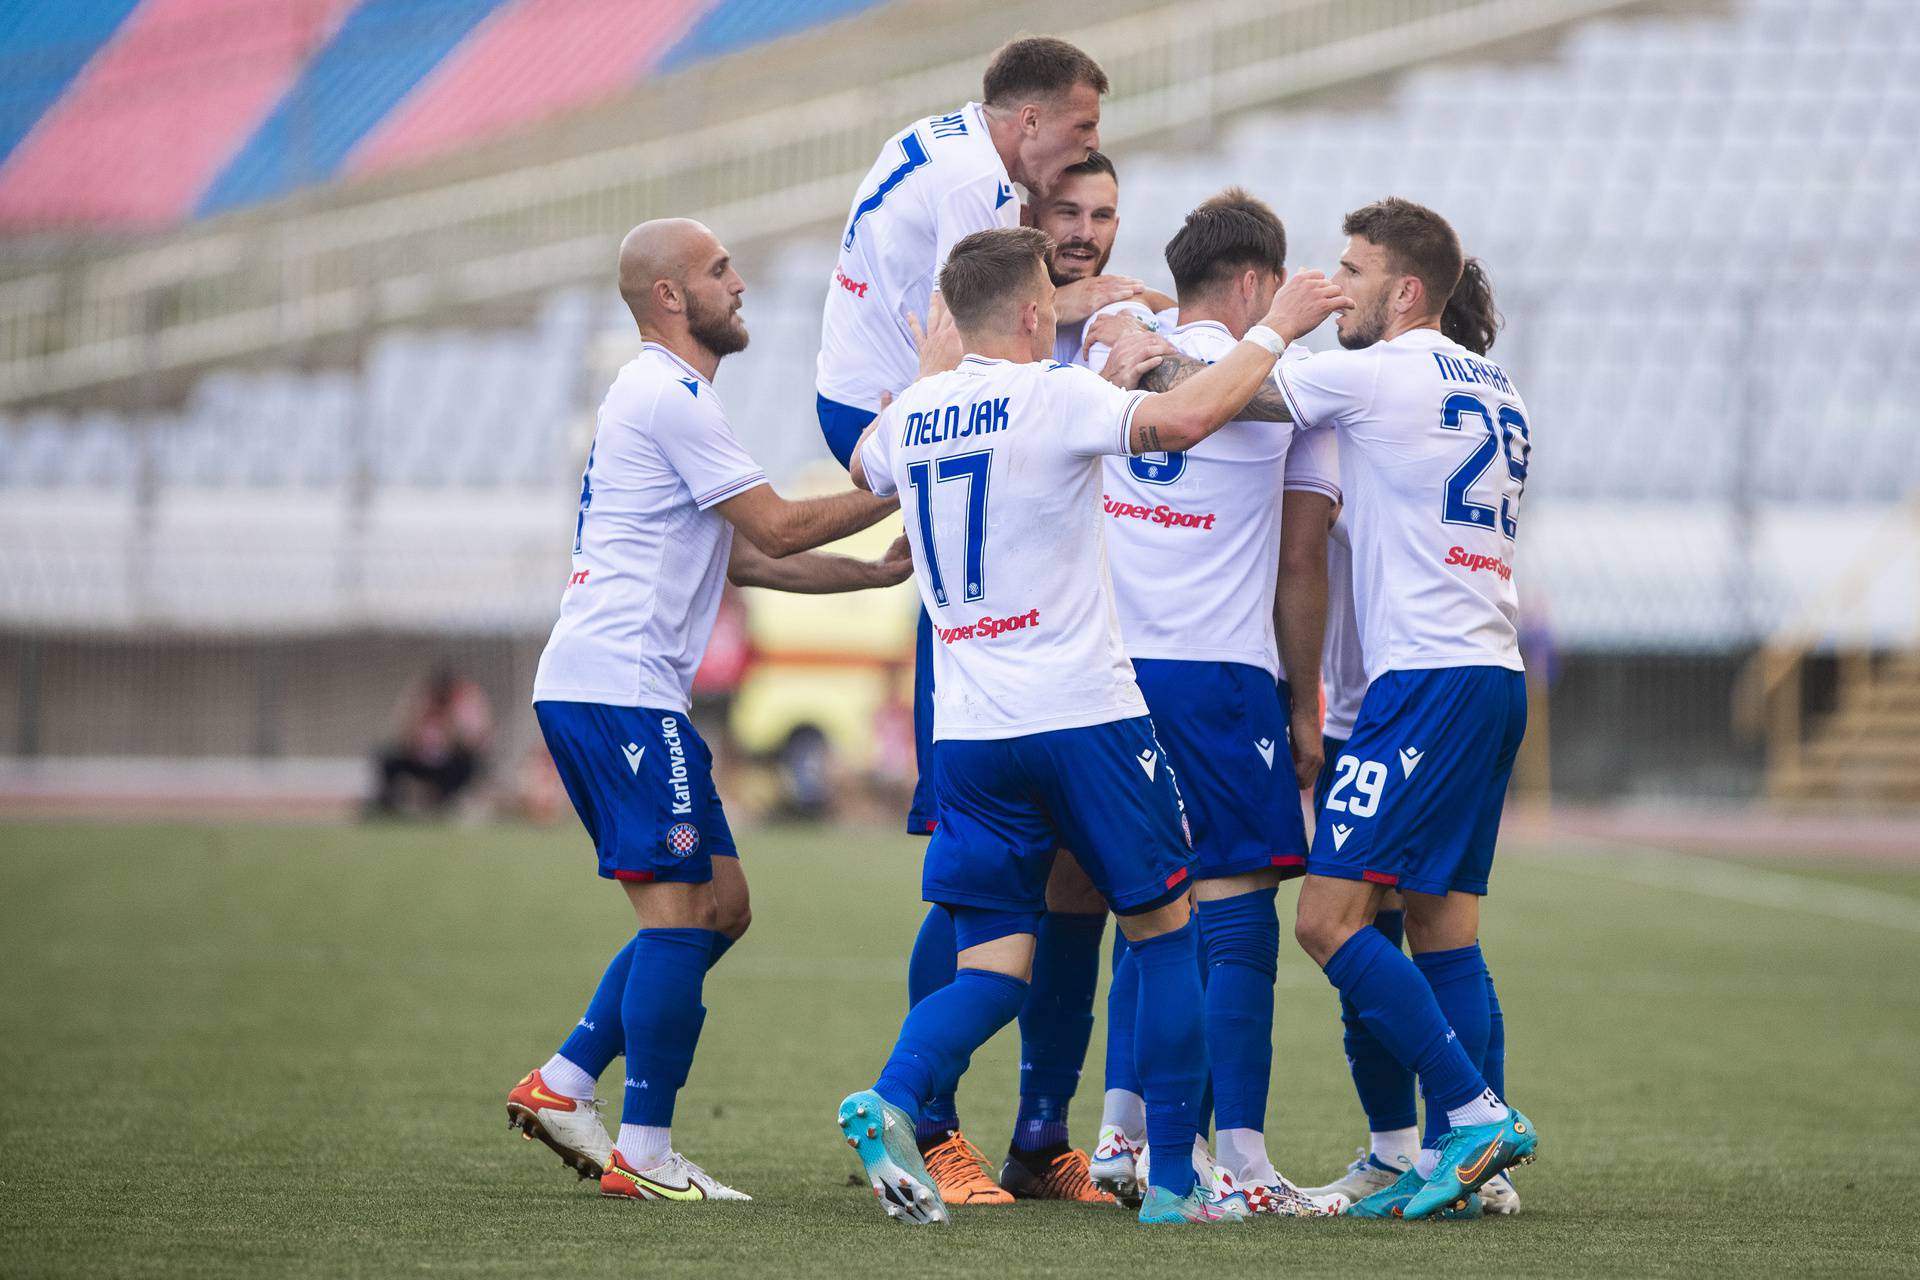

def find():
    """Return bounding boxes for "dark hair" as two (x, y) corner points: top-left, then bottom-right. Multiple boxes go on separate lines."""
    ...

(939, 226), (1054, 330)
(1341, 196), (1464, 315)
(1441, 257), (1501, 355)
(1055, 149), (1116, 184)
(982, 36), (1109, 106)
(1163, 187), (1287, 297)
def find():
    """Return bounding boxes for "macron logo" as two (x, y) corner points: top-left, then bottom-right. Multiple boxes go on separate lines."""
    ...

(1254, 738), (1276, 770)
(1137, 749), (1157, 781)
(678, 377), (700, 397)
(1331, 823), (1354, 851)
(995, 182), (1014, 209)
(622, 742), (646, 774)
(1398, 747), (1424, 778)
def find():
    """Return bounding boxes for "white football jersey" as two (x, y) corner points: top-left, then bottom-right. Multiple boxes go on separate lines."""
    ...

(858, 354), (1151, 740)
(1277, 328), (1530, 681)
(533, 342), (766, 711)
(1090, 308), (1341, 678)
(817, 103), (1020, 412)
(1321, 509), (1367, 741)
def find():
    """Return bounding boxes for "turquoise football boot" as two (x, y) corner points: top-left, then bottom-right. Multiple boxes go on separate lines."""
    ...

(1344, 1166), (1426, 1217)
(1138, 1183), (1241, 1225)
(1402, 1107), (1537, 1221)
(837, 1090), (948, 1225)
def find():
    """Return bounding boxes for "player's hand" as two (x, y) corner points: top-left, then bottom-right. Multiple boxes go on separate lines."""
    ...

(1099, 329), (1176, 389)
(869, 534), (914, 586)
(1263, 271), (1353, 343)
(1080, 309), (1154, 360)
(1288, 704), (1324, 791)
(1053, 275), (1147, 325)
(910, 298), (962, 378)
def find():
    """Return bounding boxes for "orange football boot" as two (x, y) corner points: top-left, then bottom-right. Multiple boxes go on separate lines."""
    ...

(999, 1147), (1118, 1203)
(918, 1130), (1015, 1205)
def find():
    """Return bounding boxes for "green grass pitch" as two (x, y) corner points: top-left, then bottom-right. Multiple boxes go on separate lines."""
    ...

(3, 819), (1917, 1277)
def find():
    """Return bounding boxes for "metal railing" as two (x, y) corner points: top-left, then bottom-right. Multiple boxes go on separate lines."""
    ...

(0, 0), (1642, 405)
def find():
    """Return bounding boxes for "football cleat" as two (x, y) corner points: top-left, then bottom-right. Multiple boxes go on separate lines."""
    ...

(1344, 1166), (1426, 1218)
(1401, 1108), (1536, 1221)
(1221, 1169), (1346, 1217)
(505, 1069), (612, 1180)
(1090, 1127), (1144, 1207)
(999, 1147), (1115, 1203)
(1137, 1183), (1241, 1225)
(600, 1148), (750, 1201)
(1478, 1171), (1520, 1215)
(919, 1129), (1014, 1205)
(1305, 1147), (1413, 1204)
(837, 1090), (947, 1225)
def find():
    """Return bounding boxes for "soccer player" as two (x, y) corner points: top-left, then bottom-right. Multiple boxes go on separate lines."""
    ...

(505, 218), (910, 1202)
(1035, 149), (1173, 367)
(1275, 200), (1538, 1219)
(1078, 190), (1343, 1216)
(1305, 256), (1519, 1215)
(833, 225), (1350, 1226)
(905, 147), (1173, 1205)
(815, 36), (1129, 1206)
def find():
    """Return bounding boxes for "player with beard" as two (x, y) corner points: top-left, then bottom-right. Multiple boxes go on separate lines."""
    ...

(505, 219), (911, 1202)
(1034, 150), (1174, 366)
(1304, 256), (1519, 1217)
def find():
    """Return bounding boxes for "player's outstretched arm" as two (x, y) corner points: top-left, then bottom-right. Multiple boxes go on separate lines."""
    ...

(1138, 351), (1295, 423)
(1276, 489), (1335, 788)
(714, 483), (897, 559)
(728, 533), (912, 593)
(1125, 271), (1350, 454)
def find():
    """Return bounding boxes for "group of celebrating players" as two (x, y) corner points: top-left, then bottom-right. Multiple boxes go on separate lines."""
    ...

(504, 34), (1537, 1228)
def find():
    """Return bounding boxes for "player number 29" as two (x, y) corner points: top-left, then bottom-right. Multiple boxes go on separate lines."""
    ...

(1322, 755), (1386, 818)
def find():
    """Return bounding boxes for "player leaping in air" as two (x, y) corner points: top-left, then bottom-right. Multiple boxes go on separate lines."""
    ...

(816, 37), (1157, 1207)
(834, 225), (1349, 1226)
(505, 219), (910, 1203)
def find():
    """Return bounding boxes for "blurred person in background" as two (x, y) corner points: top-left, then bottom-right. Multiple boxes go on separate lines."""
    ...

(367, 666), (494, 816)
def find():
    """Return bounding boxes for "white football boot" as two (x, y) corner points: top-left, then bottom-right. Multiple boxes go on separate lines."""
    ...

(1478, 1171), (1521, 1215)
(1304, 1146), (1414, 1205)
(601, 1149), (751, 1201)
(505, 1069), (613, 1180)
(1090, 1126), (1145, 1206)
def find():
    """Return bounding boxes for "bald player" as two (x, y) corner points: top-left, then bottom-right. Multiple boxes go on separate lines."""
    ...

(505, 219), (911, 1203)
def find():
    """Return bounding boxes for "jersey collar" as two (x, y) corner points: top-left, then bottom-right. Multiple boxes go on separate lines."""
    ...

(964, 101), (1015, 188)
(643, 340), (714, 389)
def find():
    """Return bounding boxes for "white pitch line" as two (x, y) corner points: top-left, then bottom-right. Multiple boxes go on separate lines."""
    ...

(1536, 839), (1920, 935)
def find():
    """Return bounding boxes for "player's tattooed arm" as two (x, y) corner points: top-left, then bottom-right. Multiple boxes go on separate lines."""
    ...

(1139, 351), (1294, 423)
(729, 533), (911, 592)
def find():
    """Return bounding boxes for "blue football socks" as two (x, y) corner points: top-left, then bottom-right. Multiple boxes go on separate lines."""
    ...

(1485, 965), (1507, 1100)
(1321, 927), (1489, 1116)
(1128, 917), (1210, 1198)
(620, 928), (712, 1127)
(1012, 910), (1105, 1152)
(875, 967), (1029, 1120)
(1196, 889), (1278, 1142)
(1413, 943), (1493, 1150)
(904, 905), (962, 1139)
(1104, 936), (1143, 1100)
(557, 935), (634, 1080)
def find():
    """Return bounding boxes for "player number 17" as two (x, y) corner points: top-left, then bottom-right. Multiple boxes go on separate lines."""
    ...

(906, 449), (992, 607)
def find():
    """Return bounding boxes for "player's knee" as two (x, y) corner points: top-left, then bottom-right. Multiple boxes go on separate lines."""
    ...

(1293, 908), (1341, 965)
